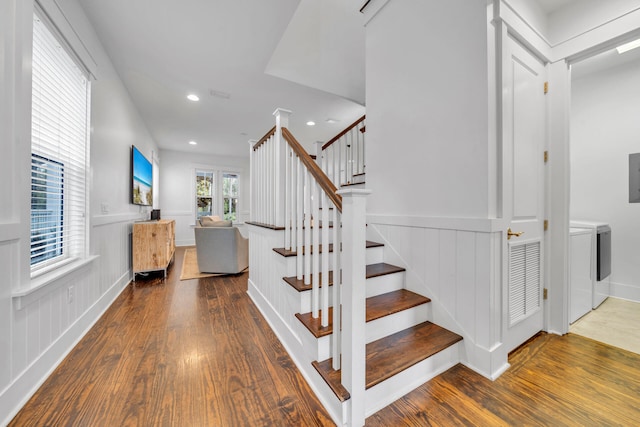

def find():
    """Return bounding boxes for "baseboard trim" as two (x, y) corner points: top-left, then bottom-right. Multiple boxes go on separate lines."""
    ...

(0, 271), (131, 426)
(610, 281), (640, 303)
(247, 279), (345, 426)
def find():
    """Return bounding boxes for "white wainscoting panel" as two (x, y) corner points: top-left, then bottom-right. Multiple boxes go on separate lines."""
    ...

(0, 216), (134, 426)
(368, 217), (506, 379)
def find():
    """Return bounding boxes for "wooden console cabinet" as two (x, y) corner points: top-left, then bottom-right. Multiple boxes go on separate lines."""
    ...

(132, 219), (175, 279)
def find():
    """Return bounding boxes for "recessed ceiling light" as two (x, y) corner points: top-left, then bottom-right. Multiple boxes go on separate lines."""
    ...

(187, 94), (200, 102)
(188, 140), (198, 145)
(325, 118), (339, 124)
(306, 121), (316, 126)
(616, 38), (640, 54)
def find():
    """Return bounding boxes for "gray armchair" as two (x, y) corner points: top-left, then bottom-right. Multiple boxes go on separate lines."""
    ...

(194, 226), (249, 274)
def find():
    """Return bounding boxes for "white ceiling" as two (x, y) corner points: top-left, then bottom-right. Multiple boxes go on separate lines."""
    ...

(535, 0), (577, 14)
(78, 0), (366, 157)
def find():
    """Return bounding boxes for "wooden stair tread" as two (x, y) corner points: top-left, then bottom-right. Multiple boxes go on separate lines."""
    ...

(366, 262), (405, 278)
(313, 321), (463, 400)
(245, 221), (286, 230)
(283, 261), (404, 292)
(312, 360), (350, 402)
(284, 271), (334, 292)
(296, 307), (335, 338)
(274, 240), (382, 257)
(367, 289), (431, 322)
(365, 321), (462, 388)
(296, 289), (430, 338)
(341, 181), (365, 187)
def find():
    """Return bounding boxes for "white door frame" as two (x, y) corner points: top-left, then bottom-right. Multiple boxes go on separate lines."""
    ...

(493, 0), (640, 338)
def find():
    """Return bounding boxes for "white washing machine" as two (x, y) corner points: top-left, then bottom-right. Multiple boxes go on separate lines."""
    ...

(570, 221), (611, 309)
(569, 227), (593, 323)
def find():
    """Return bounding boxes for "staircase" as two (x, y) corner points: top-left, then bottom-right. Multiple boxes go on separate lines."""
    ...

(247, 109), (464, 426)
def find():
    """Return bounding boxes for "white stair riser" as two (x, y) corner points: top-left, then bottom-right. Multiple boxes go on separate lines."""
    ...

(295, 303), (433, 357)
(282, 245), (384, 277)
(298, 288), (336, 314)
(364, 342), (461, 417)
(341, 182), (366, 189)
(366, 304), (431, 343)
(350, 174), (366, 185)
(296, 320), (332, 362)
(295, 270), (405, 313)
(366, 246), (384, 265)
(365, 272), (404, 298)
(283, 255), (335, 277)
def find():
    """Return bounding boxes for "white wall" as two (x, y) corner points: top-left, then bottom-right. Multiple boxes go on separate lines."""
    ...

(160, 149), (250, 246)
(571, 56), (640, 302)
(0, 0), (157, 423)
(365, 0), (489, 218)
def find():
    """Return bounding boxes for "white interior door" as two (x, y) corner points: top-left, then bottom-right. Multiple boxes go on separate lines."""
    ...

(503, 34), (546, 354)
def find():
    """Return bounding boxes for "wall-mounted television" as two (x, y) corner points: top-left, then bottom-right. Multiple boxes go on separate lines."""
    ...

(132, 145), (153, 206)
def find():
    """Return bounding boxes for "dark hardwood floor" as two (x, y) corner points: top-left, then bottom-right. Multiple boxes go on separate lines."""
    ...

(9, 247), (332, 426)
(10, 246), (640, 426)
(367, 332), (640, 426)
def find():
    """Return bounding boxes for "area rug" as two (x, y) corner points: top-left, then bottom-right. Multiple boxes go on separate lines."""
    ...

(570, 297), (640, 355)
(180, 248), (226, 280)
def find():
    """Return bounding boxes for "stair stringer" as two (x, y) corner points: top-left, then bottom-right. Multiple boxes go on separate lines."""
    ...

(366, 221), (510, 380)
(246, 224), (348, 426)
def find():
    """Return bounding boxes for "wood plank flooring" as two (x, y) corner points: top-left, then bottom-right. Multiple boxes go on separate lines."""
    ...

(10, 246), (640, 426)
(9, 247), (332, 427)
(367, 332), (640, 426)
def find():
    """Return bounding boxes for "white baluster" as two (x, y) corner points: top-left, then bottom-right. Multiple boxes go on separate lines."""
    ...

(332, 205), (341, 370)
(304, 169), (311, 286)
(258, 147), (263, 223)
(321, 191), (330, 327)
(349, 130), (355, 183)
(311, 180), (320, 318)
(296, 157), (303, 280)
(338, 141), (344, 186)
(285, 145), (291, 249)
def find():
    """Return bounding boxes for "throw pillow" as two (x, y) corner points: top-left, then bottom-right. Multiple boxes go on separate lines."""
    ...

(200, 215), (222, 226)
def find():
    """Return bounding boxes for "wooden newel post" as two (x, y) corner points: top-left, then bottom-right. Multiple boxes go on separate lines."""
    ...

(273, 108), (291, 228)
(336, 188), (371, 427)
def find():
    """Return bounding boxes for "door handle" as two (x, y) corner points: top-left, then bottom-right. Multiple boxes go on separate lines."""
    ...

(507, 227), (524, 240)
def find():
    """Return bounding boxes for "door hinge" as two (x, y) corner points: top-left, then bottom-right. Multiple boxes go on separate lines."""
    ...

(544, 220), (548, 231)
(543, 288), (548, 300)
(544, 151), (549, 163)
(544, 81), (549, 94)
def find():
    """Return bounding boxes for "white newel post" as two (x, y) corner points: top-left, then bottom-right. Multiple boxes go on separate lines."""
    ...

(337, 188), (371, 427)
(273, 108), (291, 228)
(248, 139), (257, 222)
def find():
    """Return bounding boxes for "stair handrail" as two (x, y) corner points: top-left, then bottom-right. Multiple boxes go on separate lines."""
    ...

(321, 114), (365, 150)
(317, 115), (366, 188)
(253, 125), (276, 150)
(282, 128), (342, 212)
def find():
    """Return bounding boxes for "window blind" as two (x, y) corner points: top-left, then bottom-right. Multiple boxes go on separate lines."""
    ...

(31, 11), (90, 271)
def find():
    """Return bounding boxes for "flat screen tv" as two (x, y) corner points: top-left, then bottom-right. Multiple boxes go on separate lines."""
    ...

(132, 145), (153, 206)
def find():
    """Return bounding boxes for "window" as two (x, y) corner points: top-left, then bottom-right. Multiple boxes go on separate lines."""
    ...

(196, 170), (215, 219)
(31, 11), (90, 271)
(223, 173), (239, 221)
(194, 169), (241, 222)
